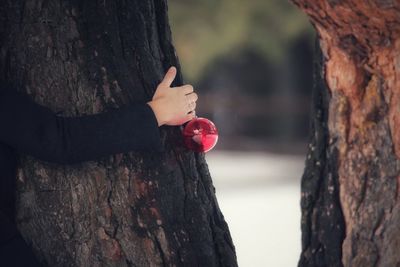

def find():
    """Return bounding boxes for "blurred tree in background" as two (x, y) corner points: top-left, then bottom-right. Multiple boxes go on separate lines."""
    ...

(169, 0), (312, 81)
(169, 0), (315, 152)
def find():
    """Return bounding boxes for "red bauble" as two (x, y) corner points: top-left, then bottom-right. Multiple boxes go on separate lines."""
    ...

(182, 117), (218, 153)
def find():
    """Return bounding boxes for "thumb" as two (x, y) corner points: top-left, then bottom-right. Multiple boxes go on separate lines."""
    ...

(161, 66), (177, 87)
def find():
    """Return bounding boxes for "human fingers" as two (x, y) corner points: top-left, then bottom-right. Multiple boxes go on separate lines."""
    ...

(160, 66), (177, 87)
(187, 101), (197, 112)
(180, 84), (194, 95)
(186, 92), (198, 103)
(184, 111), (196, 123)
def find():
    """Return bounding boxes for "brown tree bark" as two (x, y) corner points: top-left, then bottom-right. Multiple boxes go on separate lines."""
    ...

(292, 1), (400, 267)
(0, 1), (237, 266)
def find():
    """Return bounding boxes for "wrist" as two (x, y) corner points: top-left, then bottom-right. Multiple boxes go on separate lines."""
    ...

(147, 100), (165, 127)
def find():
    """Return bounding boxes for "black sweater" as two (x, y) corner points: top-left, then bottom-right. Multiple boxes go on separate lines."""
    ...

(0, 87), (163, 249)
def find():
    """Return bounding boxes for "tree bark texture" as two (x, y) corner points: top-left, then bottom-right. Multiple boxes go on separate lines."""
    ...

(292, 1), (400, 267)
(0, 1), (237, 266)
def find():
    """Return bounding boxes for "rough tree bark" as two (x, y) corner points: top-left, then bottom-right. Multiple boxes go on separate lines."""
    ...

(292, 1), (400, 267)
(0, 1), (237, 266)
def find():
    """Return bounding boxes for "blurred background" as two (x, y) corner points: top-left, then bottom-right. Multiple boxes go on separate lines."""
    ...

(168, 0), (314, 266)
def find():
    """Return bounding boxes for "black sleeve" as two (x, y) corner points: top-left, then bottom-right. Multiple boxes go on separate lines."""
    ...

(0, 88), (163, 164)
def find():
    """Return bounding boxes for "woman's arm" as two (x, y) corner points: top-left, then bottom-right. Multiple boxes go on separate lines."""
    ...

(0, 88), (163, 164)
(0, 67), (198, 164)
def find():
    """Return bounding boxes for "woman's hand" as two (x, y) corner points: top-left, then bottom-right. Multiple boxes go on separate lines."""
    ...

(147, 66), (198, 126)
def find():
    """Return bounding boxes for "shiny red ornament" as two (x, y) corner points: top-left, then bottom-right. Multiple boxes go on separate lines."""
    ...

(182, 117), (218, 153)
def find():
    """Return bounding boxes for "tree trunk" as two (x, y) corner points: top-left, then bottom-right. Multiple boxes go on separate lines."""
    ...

(292, 1), (400, 267)
(0, 1), (237, 266)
